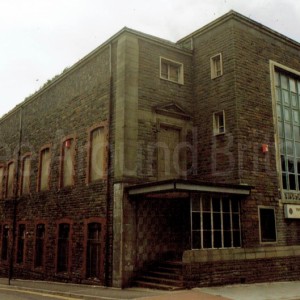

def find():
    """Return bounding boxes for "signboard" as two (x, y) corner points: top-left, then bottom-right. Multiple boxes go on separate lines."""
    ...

(284, 204), (300, 219)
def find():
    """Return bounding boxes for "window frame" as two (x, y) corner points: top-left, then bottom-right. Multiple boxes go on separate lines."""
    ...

(34, 221), (47, 269)
(6, 160), (15, 199)
(16, 222), (26, 265)
(190, 194), (241, 249)
(160, 57), (184, 85)
(20, 153), (31, 196)
(1, 223), (10, 262)
(258, 206), (277, 244)
(83, 217), (106, 282)
(59, 136), (76, 189)
(56, 219), (73, 274)
(37, 145), (51, 192)
(0, 165), (4, 200)
(213, 110), (226, 135)
(210, 53), (223, 79)
(87, 123), (108, 184)
(272, 66), (300, 192)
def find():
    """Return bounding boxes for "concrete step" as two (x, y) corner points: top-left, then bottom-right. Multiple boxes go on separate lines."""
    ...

(134, 280), (184, 291)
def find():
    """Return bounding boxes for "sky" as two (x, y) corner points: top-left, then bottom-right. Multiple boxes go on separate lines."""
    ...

(1, 0), (300, 118)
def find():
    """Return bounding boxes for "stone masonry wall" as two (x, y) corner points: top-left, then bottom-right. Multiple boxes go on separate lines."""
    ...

(0, 45), (111, 284)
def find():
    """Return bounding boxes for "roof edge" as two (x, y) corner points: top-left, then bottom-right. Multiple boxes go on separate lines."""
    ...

(177, 10), (300, 49)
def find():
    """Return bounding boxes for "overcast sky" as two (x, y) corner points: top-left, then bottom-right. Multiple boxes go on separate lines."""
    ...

(1, 0), (300, 117)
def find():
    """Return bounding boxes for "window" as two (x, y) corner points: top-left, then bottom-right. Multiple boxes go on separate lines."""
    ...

(35, 224), (45, 268)
(160, 57), (184, 84)
(39, 147), (51, 191)
(210, 53), (223, 79)
(275, 71), (300, 191)
(191, 195), (241, 249)
(16, 224), (26, 264)
(1, 225), (9, 261)
(0, 166), (4, 199)
(61, 138), (75, 187)
(213, 111), (226, 135)
(157, 125), (182, 180)
(89, 127), (105, 182)
(57, 223), (70, 273)
(21, 155), (31, 195)
(86, 223), (101, 279)
(6, 161), (15, 198)
(259, 207), (277, 243)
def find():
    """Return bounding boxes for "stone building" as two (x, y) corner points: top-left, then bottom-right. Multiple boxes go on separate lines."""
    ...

(1, 10), (300, 289)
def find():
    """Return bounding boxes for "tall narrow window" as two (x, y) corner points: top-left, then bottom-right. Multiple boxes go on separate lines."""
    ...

(21, 155), (31, 195)
(16, 224), (26, 264)
(35, 224), (45, 268)
(275, 71), (300, 191)
(210, 53), (223, 79)
(0, 166), (4, 199)
(1, 225), (9, 261)
(57, 223), (70, 273)
(259, 207), (277, 243)
(89, 127), (105, 182)
(213, 111), (226, 135)
(86, 223), (101, 279)
(61, 139), (75, 187)
(39, 148), (51, 191)
(6, 162), (15, 198)
(191, 195), (241, 249)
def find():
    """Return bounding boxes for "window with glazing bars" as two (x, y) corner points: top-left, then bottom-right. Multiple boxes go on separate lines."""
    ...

(191, 195), (241, 249)
(86, 223), (101, 278)
(275, 71), (300, 191)
(17, 224), (26, 264)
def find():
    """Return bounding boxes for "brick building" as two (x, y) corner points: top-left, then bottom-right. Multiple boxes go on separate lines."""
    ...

(1, 10), (300, 289)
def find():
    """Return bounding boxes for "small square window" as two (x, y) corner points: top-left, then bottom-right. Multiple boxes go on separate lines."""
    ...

(213, 111), (225, 135)
(210, 53), (223, 79)
(160, 57), (184, 84)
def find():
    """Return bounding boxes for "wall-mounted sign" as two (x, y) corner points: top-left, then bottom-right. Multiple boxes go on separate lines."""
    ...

(284, 204), (300, 219)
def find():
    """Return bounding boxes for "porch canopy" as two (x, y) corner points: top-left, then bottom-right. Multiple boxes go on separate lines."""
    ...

(126, 179), (252, 199)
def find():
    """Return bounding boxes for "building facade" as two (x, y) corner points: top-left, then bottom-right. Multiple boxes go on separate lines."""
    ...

(1, 11), (300, 288)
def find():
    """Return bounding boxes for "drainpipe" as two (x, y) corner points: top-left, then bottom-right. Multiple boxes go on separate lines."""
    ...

(105, 43), (113, 286)
(8, 106), (23, 285)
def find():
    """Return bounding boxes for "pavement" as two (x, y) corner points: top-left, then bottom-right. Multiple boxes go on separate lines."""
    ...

(0, 277), (300, 300)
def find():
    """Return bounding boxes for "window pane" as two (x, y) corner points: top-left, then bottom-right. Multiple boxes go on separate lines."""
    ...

(232, 214), (240, 230)
(292, 93), (298, 108)
(17, 224), (26, 264)
(0, 167), (4, 199)
(21, 156), (31, 195)
(203, 231), (212, 248)
(224, 231), (232, 247)
(285, 123), (293, 139)
(212, 198), (221, 212)
(296, 143), (300, 157)
(284, 108), (291, 122)
(192, 196), (200, 211)
(202, 196), (210, 211)
(281, 75), (288, 89)
(281, 155), (286, 171)
(7, 162), (15, 198)
(90, 128), (105, 181)
(287, 157), (295, 172)
(282, 90), (290, 106)
(169, 64), (179, 81)
(161, 62), (168, 79)
(231, 201), (239, 213)
(259, 208), (276, 242)
(63, 139), (74, 187)
(35, 224), (45, 268)
(223, 213), (231, 230)
(233, 231), (241, 247)
(289, 174), (296, 190)
(286, 140), (294, 155)
(192, 231), (201, 249)
(294, 126), (300, 141)
(282, 173), (287, 189)
(290, 78), (297, 92)
(40, 148), (50, 191)
(213, 213), (221, 230)
(213, 231), (222, 248)
(192, 212), (201, 230)
(203, 212), (211, 230)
